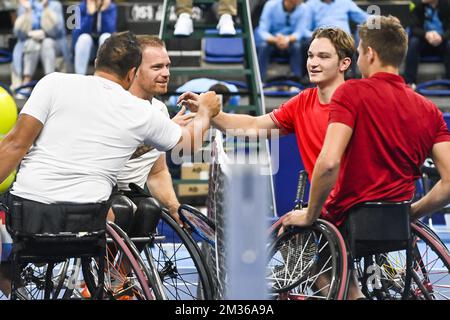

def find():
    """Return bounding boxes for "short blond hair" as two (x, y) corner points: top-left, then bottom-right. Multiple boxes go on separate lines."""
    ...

(312, 27), (356, 61)
(136, 35), (165, 49)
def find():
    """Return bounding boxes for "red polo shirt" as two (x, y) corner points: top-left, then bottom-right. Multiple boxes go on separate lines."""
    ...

(324, 72), (450, 226)
(270, 87), (330, 179)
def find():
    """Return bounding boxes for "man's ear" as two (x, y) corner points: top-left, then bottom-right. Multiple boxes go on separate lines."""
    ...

(340, 57), (352, 72)
(127, 67), (137, 84)
(367, 46), (375, 63)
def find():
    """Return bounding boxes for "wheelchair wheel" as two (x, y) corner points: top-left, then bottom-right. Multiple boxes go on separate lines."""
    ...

(7, 259), (80, 300)
(148, 211), (214, 300)
(82, 222), (161, 300)
(358, 222), (450, 300)
(52, 258), (83, 299)
(267, 219), (348, 300)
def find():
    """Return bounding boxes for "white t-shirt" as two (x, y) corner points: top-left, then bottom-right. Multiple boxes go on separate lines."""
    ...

(116, 98), (168, 191)
(12, 73), (182, 204)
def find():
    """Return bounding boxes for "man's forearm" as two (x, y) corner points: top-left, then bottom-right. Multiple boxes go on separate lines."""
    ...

(147, 170), (180, 213)
(0, 114), (43, 183)
(411, 180), (450, 219)
(212, 112), (258, 134)
(0, 136), (29, 183)
(190, 110), (211, 152)
(0, 140), (25, 183)
(307, 158), (340, 221)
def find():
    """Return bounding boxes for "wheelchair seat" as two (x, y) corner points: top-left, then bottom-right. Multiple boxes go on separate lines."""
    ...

(3, 199), (107, 300)
(342, 201), (411, 258)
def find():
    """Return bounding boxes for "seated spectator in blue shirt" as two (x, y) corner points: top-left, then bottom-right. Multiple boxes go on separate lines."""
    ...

(72, 0), (117, 75)
(168, 78), (240, 109)
(254, 0), (307, 82)
(300, 0), (367, 77)
(12, 0), (72, 90)
(301, 0), (368, 38)
(404, 0), (450, 85)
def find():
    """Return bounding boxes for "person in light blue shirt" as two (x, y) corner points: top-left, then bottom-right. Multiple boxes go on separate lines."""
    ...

(301, 0), (368, 39)
(254, 0), (308, 81)
(12, 0), (72, 89)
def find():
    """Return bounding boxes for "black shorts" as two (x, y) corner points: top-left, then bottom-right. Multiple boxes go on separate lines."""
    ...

(0, 192), (109, 236)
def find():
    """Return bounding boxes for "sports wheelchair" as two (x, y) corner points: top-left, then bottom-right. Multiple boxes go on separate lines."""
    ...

(268, 201), (450, 300)
(0, 197), (163, 300)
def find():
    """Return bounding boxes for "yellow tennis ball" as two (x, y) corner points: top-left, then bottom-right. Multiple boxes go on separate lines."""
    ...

(0, 170), (16, 193)
(0, 86), (18, 135)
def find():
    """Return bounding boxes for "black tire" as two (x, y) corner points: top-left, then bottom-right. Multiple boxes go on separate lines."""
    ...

(149, 211), (214, 300)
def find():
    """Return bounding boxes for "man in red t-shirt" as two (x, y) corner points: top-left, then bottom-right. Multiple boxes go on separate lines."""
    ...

(282, 15), (450, 298)
(178, 27), (355, 180)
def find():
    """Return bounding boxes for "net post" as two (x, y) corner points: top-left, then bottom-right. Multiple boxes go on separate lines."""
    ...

(225, 163), (270, 300)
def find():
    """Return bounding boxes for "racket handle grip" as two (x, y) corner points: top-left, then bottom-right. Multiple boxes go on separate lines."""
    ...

(294, 170), (308, 210)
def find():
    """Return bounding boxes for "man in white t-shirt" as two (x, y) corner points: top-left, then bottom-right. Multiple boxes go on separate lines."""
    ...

(0, 31), (220, 296)
(0, 30), (219, 210)
(111, 35), (193, 231)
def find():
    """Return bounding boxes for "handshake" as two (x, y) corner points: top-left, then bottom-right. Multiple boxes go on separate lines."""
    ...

(177, 91), (222, 119)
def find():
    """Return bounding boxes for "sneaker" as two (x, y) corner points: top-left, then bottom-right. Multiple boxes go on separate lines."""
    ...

(14, 87), (32, 100)
(217, 14), (236, 36)
(80, 283), (91, 299)
(117, 294), (134, 300)
(174, 13), (193, 36)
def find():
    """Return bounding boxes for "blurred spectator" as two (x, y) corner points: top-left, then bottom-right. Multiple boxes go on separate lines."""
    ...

(404, 0), (450, 85)
(254, 0), (307, 82)
(168, 78), (240, 108)
(72, 0), (117, 75)
(174, 0), (236, 36)
(301, 0), (368, 37)
(12, 0), (72, 89)
(0, 0), (18, 10)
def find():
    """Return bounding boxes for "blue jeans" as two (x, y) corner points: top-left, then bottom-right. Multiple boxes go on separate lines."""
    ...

(256, 41), (303, 82)
(74, 33), (111, 75)
(404, 36), (450, 84)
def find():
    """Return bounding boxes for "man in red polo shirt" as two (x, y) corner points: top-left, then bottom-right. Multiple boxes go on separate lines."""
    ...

(282, 15), (450, 298)
(177, 27), (355, 180)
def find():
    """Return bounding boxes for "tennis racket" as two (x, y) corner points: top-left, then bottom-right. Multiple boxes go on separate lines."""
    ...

(268, 170), (308, 236)
(178, 204), (216, 246)
(267, 170), (320, 293)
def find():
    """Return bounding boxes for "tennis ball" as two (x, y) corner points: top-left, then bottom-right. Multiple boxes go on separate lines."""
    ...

(0, 170), (16, 194)
(0, 134), (17, 193)
(0, 86), (18, 136)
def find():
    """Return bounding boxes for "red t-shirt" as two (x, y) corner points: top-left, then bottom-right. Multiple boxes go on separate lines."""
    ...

(270, 88), (330, 178)
(324, 72), (450, 226)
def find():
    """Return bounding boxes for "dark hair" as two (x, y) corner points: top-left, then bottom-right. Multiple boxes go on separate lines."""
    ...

(358, 15), (408, 67)
(95, 31), (142, 79)
(311, 27), (355, 61)
(209, 83), (231, 106)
